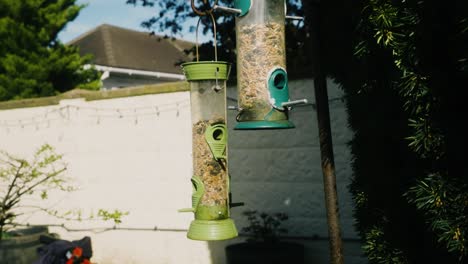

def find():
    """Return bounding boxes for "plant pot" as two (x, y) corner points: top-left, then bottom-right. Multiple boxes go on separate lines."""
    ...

(225, 241), (305, 264)
(0, 226), (49, 264)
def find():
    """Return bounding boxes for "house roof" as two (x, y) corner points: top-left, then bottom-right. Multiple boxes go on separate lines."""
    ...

(68, 24), (195, 74)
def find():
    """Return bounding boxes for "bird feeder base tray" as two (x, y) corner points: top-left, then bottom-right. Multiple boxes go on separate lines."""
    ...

(187, 219), (238, 241)
(234, 120), (295, 130)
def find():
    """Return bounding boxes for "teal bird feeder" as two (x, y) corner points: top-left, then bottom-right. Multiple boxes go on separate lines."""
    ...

(233, 0), (307, 129)
(179, 10), (238, 241)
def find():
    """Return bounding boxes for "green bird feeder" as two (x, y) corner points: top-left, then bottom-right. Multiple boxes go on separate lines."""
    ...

(179, 60), (238, 241)
(179, 11), (238, 240)
(234, 0), (307, 129)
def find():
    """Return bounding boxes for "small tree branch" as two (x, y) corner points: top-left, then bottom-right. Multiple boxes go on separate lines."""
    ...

(3, 162), (24, 207)
(15, 168), (67, 199)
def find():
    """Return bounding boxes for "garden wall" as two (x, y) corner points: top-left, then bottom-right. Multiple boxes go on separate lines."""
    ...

(0, 80), (366, 263)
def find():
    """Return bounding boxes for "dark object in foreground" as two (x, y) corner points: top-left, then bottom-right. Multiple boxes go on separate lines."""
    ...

(225, 241), (304, 264)
(34, 235), (92, 264)
(0, 226), (49, 264)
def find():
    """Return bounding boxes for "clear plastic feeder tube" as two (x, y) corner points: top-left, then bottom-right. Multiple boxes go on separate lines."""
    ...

(180, 61), (237, 241)
(235, 0), (293, 129)
(190, 79), (228, 220)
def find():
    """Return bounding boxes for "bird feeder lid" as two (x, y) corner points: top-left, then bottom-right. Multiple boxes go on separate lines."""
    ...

(181, 61), (231, 81)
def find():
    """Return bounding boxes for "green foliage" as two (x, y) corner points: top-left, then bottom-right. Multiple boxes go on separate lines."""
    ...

(362, 226), (408, 264)
(97, 209), (129, 225)
(241, 210), (288, 244)
(359, 0), (445, 160)
(0, 144), (127, 240)
(406, 173), (468, 257)
(344, 0), (464, 262)
(0, 0), (100, 102)
(0, 144), (70, 239)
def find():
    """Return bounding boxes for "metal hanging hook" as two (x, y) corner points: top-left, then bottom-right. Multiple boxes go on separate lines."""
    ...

(191, 0), (218, 17)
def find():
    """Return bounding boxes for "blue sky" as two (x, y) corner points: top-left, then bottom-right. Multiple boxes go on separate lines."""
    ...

(58, 0), (207, 43)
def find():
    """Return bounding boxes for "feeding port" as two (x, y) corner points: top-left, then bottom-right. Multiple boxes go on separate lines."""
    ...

(234, 0), (306, 129)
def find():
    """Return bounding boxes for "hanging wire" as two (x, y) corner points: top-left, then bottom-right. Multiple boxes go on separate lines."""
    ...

(195, 15), (218, 62)
(0, 100), (190, 129)
(192, 0), (218, 62)
(210, 12), (218, 62)
(195, 18), (202, 62)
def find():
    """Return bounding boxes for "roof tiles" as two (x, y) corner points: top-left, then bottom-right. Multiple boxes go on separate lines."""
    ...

(68, 24), (195, 74)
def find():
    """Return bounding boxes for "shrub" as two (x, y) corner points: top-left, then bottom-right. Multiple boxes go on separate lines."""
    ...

(241, 210), (289, 244)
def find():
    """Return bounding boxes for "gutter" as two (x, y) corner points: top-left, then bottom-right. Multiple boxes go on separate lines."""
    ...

(85, 64), (186, 81)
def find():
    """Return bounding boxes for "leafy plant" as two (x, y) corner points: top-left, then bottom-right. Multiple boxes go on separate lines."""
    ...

(241, 210), (289, 244)
(346, 0), (461, 262)
(405, 173), (468, 257)
(0, 144), (126, 240)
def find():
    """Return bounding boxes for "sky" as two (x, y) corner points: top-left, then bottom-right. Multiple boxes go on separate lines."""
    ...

(58, 0), (208, 43)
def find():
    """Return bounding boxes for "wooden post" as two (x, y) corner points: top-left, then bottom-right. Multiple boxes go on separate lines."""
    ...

(305, 1), (345, 263)
(314, 74), (344, 264)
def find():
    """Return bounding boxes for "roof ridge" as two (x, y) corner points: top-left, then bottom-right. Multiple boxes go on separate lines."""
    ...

(67, 23), (195, 73)
(66, 24), (105, 45)
(67, 23), (196, 47)
(99, 24), (195, 62)
(101, 25), (117, 66)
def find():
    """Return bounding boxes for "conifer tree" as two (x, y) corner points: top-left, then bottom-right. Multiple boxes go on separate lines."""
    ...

(0, 0), (100, 101)
(347, 0), (464, 262)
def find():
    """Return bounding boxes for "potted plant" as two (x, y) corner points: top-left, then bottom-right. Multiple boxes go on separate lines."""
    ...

(225, 210), (305, 264)
(0, 144), (126, 264)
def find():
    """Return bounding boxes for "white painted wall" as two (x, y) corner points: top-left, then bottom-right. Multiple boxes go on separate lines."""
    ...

(101, 74), (166, 90)
(0, 79), (366, 263)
